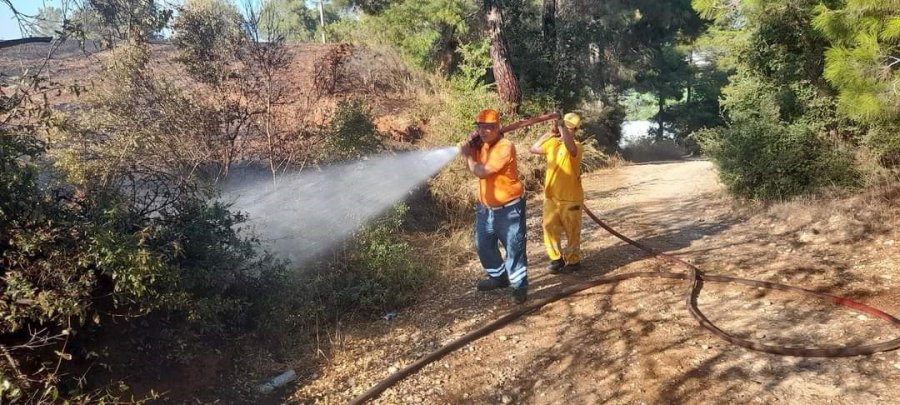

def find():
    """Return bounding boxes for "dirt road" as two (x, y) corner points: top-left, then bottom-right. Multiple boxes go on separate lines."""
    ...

(291, 160), (900, 404)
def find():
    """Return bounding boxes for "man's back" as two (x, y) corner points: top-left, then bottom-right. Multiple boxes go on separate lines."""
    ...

(540, 137), (584, 202)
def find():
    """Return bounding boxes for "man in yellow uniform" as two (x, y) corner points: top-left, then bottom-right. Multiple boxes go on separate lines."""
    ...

(529, 112), (584, 273)
(459, 109), (528, 303)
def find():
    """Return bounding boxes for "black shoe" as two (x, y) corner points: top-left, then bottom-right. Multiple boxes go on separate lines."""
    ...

(563, 262), (581, 272)
(512, 288), (527, 304)
(477, 277), (510, 291)
(547, 259), (566, 274)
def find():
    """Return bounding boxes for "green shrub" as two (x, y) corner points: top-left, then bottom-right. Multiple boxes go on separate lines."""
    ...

(303, 204), (433, 317)
(453, 39), (492, 92)
(580, 104), (626, 151)
(864, 126), (900, 168)
(697, 118), (860, 199)
(623, 136), (687, 162)
(326, 0), (475, 72)
(171, 0), (245, 85)
(323, 100), (383, 161)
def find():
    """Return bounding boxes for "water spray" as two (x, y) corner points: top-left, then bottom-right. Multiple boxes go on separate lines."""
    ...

(224, 147), (459, 264)
(225, 112), (562, 265)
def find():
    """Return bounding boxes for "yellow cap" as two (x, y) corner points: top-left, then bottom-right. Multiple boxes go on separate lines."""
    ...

(563, 112), (582, 129)
(476, 109), (500, 124)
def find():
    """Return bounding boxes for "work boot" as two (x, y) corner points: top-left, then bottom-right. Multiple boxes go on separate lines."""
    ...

(512, 287), (528, 304)
(547, 259), (565, 274)
(476, 277), (510, 291)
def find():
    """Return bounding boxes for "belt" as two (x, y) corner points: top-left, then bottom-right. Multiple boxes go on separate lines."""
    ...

(486, 197), (522, 210)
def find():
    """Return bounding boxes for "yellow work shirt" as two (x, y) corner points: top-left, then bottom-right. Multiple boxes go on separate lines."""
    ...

(539, 137), (584, 202)
(476, 138), (524, 207)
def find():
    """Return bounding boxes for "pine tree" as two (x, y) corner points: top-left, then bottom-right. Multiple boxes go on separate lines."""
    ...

(814, 0), (900, 123)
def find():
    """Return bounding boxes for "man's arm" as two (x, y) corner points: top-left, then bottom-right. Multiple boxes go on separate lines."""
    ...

(466, 154), (499, 178)
(466, 142), (513, 179)
(529, 130), (556, 155)
(559, 122), (578, 157)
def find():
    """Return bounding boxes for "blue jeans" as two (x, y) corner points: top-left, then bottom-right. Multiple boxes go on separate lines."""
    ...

(475, 197), (528, 290)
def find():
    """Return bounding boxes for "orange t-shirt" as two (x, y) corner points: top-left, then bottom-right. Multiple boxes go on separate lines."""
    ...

(476, 138), (524, 207)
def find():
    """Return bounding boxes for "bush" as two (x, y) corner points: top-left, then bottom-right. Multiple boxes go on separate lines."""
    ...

(326, 0), (475, 73)
(171, 0), (245, 85)
(335, 204), (431, 312)
(150, 200), (288, 331)
(864, 126), (900, 168)
(0, 40), (303, 401)
(622, 136), (687, 162)
(580, 103), (626, 151)
(697, 118), (860, 200)
(323, 100), (384, 161)
(297, 204), (432, 319)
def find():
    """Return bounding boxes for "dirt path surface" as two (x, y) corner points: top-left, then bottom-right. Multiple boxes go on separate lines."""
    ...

(290, 160), (900, 404)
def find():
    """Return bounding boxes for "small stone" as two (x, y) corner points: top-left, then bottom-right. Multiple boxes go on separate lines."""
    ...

(702, 345), (710, 350)
(501, 395), (513, 404)
(893, 363), (900, 370)
(499, 335), (508, 341)
(388, 366), (398, 374)
(858, 315), (869, 321)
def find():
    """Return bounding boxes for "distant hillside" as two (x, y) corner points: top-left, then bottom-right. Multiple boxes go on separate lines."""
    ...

(0, 40), (425, 138)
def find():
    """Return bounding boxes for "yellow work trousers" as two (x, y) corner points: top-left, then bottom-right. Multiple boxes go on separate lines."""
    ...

(542, 198), (582, 264)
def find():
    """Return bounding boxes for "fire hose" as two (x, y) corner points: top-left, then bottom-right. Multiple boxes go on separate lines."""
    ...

(349, 205), (900, 404)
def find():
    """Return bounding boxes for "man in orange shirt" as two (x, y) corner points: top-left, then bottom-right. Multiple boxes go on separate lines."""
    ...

(459, 109), (528, 304)
(530, 112), (584, 273)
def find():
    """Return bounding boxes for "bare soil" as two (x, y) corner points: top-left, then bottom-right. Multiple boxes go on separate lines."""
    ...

(286, 159), (900, 404)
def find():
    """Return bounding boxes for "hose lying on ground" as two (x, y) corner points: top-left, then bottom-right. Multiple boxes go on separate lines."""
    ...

(349, 205), (900, 404)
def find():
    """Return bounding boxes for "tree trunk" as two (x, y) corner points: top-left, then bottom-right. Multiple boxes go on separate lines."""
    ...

(656, 94), (665, 141)
(436, 27), (459, 76)
(542, 0), (556, 58)
(542, 0), (558, 96)
(485, 0), (521, 113)
(318, 0), (326, 43)
(687, 48), (694, 104)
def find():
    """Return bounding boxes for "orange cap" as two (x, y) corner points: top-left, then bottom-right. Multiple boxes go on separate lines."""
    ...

(475, 109), (500, 124)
